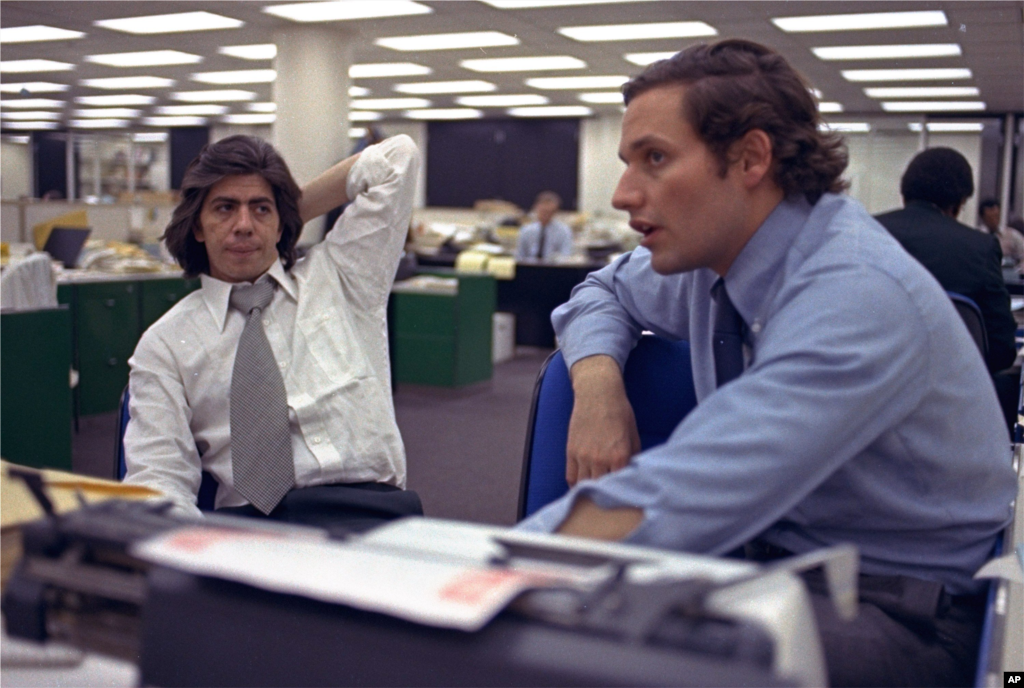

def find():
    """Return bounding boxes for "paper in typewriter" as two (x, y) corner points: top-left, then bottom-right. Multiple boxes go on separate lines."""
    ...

(132, 526), (579, 631)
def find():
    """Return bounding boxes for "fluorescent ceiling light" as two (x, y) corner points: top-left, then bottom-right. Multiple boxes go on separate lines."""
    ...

(349, 111), (382, 121)
(812, 44), (961, 61)
(222, 114), (275, 124)
(403, 108), (483, 120)
(460, 56), (586, 73)
(142, 116), (209, 126)
(0, 98), (64, 108)
(350, 86), (370, 97)
(3, 135), (32, 144)
(457, 94), (549, 107)
(820, 122), (871, 133)
(264, 1), (432, 23)
(351, 98), (431, 110)
(559, 21), (716, 42)
(77, 94), (156, 106)
(192, 70), (275, 85)
(0, 82), (69, 94)
(0, 25), (85, 43)
(350, 127), (368, 138)
(394, 80), (496, 95)
(80, 76), (175, 89)
(842, 68), (972, 82)
(247, 102), (277, 113)
(624, 52), (677, 66)
(70, 119), (130, 129)
(349, 63), (431, 78)
(818, 102), (844, 113)
(86, 50), (203, 68)
(72, 108), (141, 118)
(94, 12), (243, 35)
(0, 59), (74, 73)
(1, 111), (62, 120)
(578, 92), (624, 104)
(3, 121), (59, 130)
(133, 132), (169, 142)
(481, 0), (660, 7)
(508, 105), (593, 117)
(881, 101), (986, 112)
(155, 105), (229, 116)
(908, 122), (984, 133)
(772, 11), (947, 33)
(219, 44), (276, 60)
(171, 90), (257, 102)
(864, 86), (980, 98)
(809, 88), (824, 99)
(526, 76), (628, 90)
(376, 31), (518, 52)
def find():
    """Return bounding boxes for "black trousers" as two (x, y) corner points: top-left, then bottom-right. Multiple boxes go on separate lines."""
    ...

(216, 483), (423, 537)
(749, 542), (985, 687)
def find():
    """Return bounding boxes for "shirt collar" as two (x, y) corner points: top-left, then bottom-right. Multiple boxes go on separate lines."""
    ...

(200, 258), (297, 332)
(722, 195), (813, 327)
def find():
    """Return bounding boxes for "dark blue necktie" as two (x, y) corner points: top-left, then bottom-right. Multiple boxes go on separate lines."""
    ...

(711, 278), (746, 387)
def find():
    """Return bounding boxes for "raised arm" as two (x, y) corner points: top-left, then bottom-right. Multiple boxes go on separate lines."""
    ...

(298, 153), (361, 223)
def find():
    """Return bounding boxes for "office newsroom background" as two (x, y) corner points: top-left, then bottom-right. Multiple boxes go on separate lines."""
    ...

(1, 1), (1022, 229)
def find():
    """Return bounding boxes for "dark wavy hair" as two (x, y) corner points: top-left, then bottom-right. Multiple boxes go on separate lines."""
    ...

(163, 135), (303, 277)
(622, 39), (848, 204)
(900, 147), (974, 215)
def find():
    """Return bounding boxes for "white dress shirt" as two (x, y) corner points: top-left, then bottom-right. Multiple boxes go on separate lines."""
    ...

(124, 135), (420, 517)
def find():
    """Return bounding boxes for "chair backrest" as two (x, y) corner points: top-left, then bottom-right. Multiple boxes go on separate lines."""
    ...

(116, 386), (218, 511)
(518, 335), (697, 520)
(948, 292), (988, 358)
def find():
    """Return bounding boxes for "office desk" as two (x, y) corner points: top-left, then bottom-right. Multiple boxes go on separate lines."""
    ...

(1003, 267), (1023, 296)
(496, 261), (605, 348)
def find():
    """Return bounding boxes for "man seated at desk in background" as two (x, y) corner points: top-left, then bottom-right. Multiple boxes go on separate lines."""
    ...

(977, 197), (1024, 269)
(516, 39), (1016, 687)
(514, 191), (574, 261)
(124, 134), (423, 531)
(875, 150), (1019, 433)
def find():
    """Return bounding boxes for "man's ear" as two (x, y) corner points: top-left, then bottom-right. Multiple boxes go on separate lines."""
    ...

(192, 222), (205, 244)
(733, 129), (774, 188)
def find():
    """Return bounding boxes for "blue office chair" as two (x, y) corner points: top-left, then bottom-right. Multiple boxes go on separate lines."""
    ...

(518, 335), (698, 520)
(947, 292), (988, 358)
(116, 386), (218, 511)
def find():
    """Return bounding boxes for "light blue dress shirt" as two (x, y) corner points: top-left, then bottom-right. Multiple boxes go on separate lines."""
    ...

(515, 219), (574, 261)
(517, 193), (1016, 595)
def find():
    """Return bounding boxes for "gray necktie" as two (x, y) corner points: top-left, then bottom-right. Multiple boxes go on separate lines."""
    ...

(229, 279), (294, 514)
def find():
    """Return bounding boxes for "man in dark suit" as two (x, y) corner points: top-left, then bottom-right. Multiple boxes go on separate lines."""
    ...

(876, 147), (1018, 429)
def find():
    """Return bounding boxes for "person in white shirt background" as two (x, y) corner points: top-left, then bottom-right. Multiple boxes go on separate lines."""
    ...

(978, 197), (1024, 269)
(514, 190), (575, 261)
(124, 133), (423, 532)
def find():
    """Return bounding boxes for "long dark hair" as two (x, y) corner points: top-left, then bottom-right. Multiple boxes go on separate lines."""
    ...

(623, 39), (848, 204)
(163, 135), (303, 276)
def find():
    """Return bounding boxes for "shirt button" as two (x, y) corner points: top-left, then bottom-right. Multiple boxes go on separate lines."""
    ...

(313, 436), (321, 444)
(750, 321), (762, 334)
(263, 319), (271, 327)
(279, 361), (287, 368)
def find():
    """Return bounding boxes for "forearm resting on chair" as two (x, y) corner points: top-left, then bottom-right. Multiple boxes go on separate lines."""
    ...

(557, 496), (643, 540)
(565, 355), (641, 485)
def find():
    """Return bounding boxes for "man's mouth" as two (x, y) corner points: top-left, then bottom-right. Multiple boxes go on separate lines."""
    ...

(630, 220), (659, 237)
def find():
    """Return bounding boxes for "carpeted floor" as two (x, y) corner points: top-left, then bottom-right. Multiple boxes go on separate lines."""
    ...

(71, 347), (553, 527)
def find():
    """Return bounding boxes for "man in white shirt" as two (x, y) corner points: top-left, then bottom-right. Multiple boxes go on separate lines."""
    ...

(124, 134), (422, 531)
(515, 191), (574, 261)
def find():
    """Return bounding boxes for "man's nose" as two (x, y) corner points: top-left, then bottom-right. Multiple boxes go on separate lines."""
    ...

(612, 170), (640, 211)
(233, 206), (255, 233)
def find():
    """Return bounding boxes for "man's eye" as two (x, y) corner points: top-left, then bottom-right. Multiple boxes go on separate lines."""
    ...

(648, 150), (665, 165)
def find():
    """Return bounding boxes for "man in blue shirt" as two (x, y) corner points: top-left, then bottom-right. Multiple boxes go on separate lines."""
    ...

(517, 39), (1015, 686)
(515, 191), (575, 261)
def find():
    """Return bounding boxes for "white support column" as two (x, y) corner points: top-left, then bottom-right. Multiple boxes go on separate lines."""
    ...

(272, 27), (353, 245)
(65, 132), (75, 201)
(999, 114), (1015, 224)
